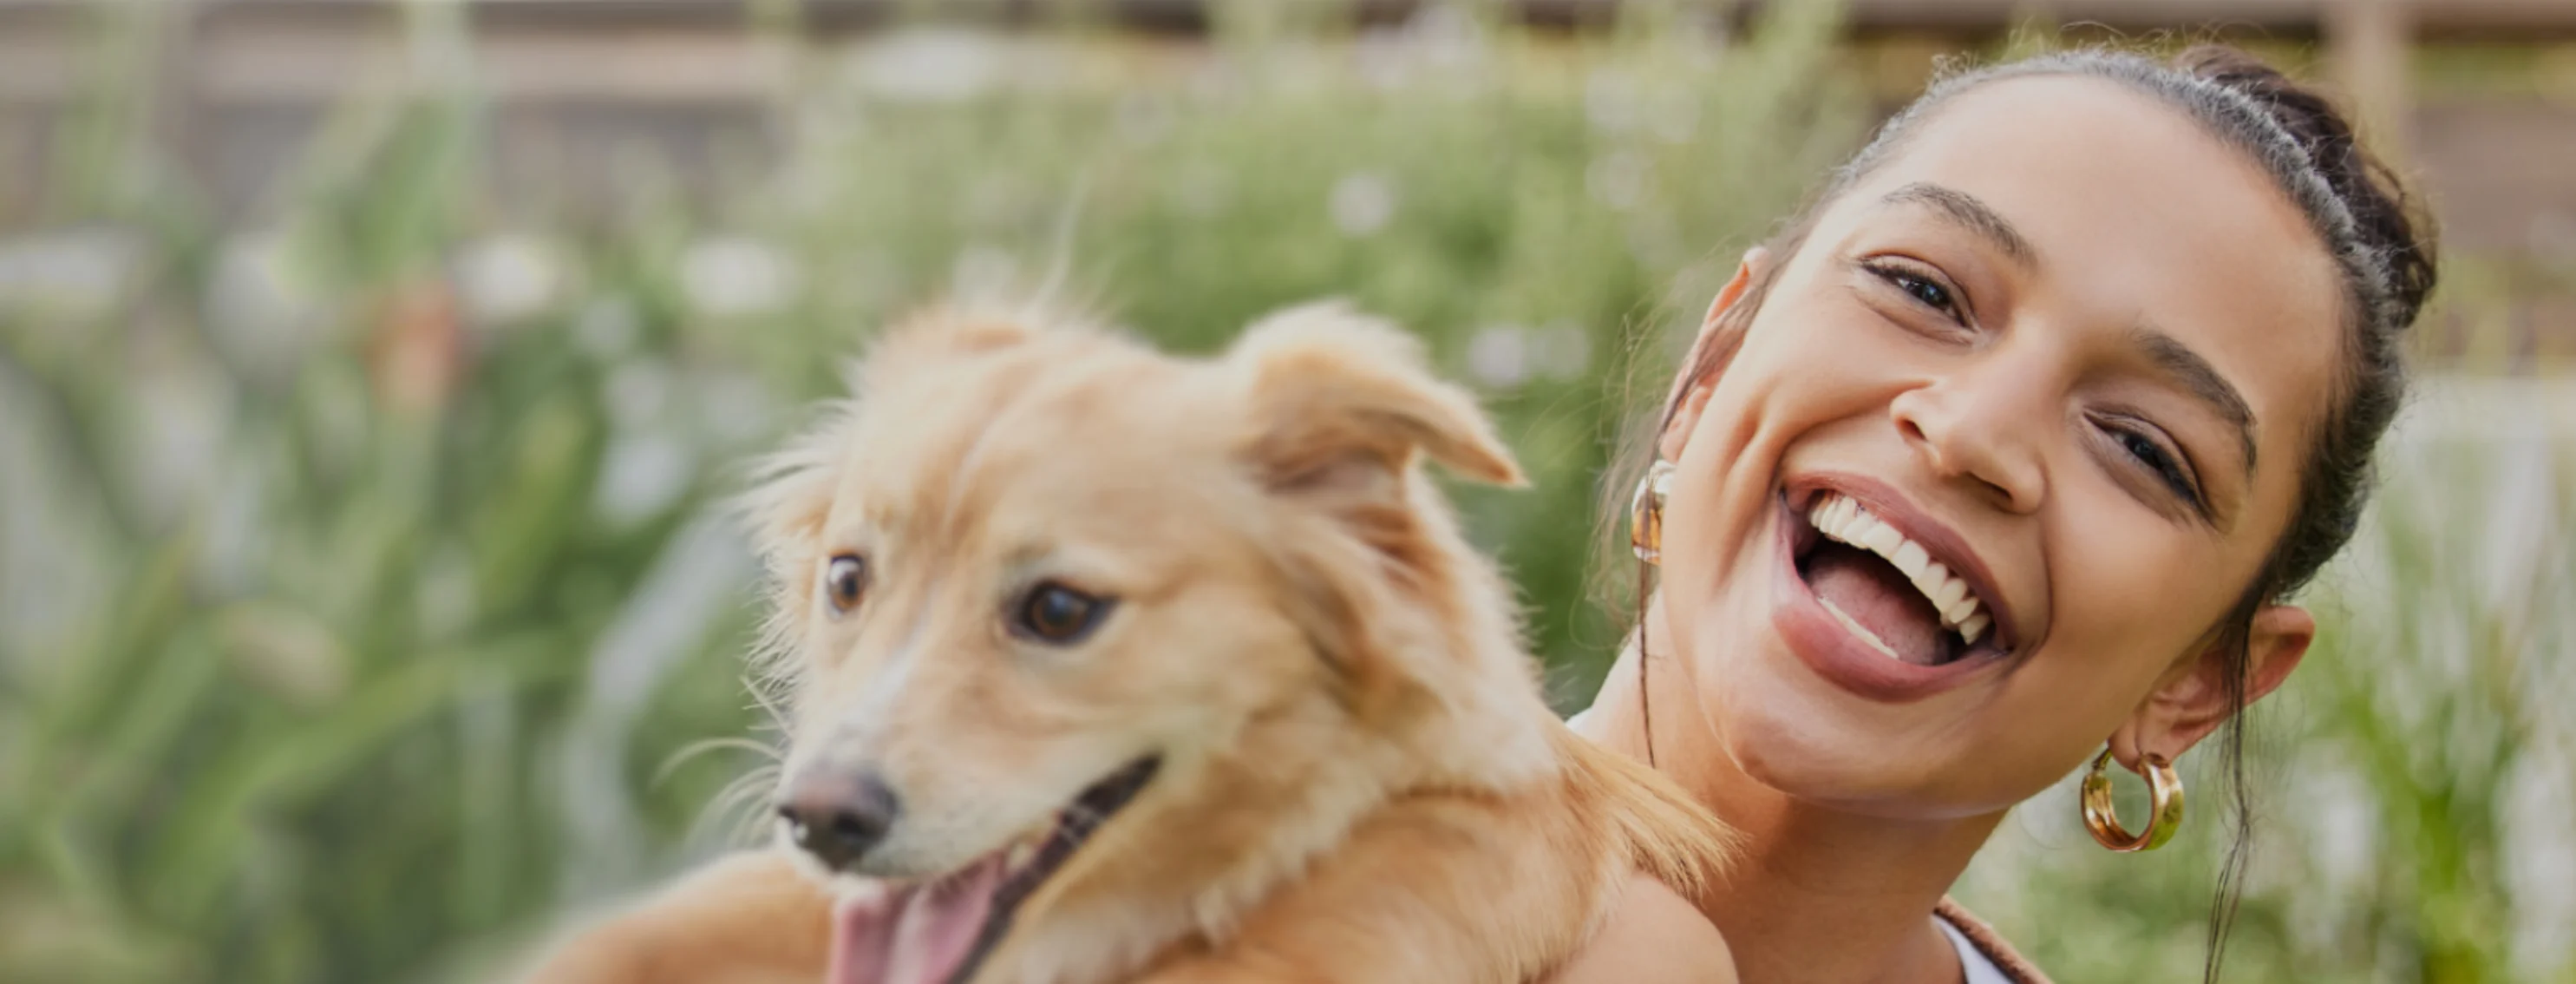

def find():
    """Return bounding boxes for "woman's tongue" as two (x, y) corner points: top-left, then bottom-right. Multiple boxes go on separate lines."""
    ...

(830, 855), (1006, 984)
(1804, 545), (1950, 666)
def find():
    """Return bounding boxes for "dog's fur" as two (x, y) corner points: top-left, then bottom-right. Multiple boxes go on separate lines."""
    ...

(523, 302), (1736, 984)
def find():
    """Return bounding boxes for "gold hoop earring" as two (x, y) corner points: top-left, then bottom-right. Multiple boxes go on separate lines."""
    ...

(2081, 748), (2185, 852)
(1630, 460), (1677, 563)
(1627, 459), (1676, 769)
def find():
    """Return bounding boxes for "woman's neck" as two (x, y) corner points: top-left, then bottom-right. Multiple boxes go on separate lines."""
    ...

(1581, 615), (2004, 984)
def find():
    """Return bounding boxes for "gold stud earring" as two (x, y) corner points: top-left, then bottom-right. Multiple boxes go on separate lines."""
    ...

(1629, 460), (1677, 564)
(2081, 748), (2186, 852)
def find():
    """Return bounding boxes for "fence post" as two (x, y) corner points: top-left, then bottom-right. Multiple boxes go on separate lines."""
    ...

(2325, 0), (2414, 160)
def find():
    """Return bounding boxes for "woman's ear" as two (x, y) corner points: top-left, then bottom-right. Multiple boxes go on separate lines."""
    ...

(1658, 247), (1768, 462)
(2111, 604), (2314, 767)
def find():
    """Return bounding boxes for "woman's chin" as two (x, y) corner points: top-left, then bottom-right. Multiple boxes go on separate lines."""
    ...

(1705, 675), (2016, 820)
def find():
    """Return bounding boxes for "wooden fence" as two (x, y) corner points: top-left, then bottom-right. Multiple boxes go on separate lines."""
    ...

(0, 0), (2569, 363)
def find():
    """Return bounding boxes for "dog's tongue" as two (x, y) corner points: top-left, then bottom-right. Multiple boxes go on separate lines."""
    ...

(830, 857), (1005, 984)
(1805, 543), (1948, 666)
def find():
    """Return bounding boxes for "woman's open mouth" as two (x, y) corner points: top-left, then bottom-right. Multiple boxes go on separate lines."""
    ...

(1774, 479), (2018, 700)
(828, 756), (1160, 984)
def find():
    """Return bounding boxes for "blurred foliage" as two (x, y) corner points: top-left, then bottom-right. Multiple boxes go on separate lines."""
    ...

(0, 2), (2566, 982)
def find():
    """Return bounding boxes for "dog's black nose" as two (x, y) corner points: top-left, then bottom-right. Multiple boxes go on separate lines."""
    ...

(776, 771), (900, 872)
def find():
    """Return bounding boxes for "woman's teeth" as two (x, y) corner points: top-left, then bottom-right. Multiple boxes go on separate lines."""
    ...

(1806, 493), (1992, 646)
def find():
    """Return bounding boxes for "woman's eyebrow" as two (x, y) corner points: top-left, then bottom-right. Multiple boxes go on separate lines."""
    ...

(1880, 182), (2037, 269)
(2127, 324), (2259, 479)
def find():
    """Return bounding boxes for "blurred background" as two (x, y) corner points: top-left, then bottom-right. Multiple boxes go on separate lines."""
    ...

(0, 0), (2568, 981)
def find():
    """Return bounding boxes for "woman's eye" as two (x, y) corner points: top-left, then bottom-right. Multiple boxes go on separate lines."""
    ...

(2109, 425), (2203, 508)
(1863, 260), (1964, 321)
(1012, 581), (1114, 645)
(822, 554), (868, 615)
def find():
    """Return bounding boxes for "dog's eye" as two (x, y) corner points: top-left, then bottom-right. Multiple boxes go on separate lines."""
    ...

(822, 554), (868, 615)
(1012, 581), (1112, 645)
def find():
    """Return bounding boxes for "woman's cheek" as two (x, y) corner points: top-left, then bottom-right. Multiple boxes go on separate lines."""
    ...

(2030, 515), (2212, 740)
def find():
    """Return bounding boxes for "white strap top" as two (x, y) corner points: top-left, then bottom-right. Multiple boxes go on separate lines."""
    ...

(1939, 913), (2014, 983)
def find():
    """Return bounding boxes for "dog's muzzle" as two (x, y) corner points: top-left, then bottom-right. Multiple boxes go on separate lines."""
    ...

(777, 768), (903, 872)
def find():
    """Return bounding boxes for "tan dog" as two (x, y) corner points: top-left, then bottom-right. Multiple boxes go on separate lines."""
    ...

(524, 302), (1736, 984)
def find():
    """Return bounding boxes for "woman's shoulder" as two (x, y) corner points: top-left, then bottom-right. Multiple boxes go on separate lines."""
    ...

(1546, 872), (1736, 984)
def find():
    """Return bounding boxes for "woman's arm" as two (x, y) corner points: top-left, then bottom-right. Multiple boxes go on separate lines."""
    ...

(1547, 872), (1738, 984)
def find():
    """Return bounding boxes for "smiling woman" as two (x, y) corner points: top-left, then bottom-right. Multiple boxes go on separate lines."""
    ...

(1559, 46), (2435, 984)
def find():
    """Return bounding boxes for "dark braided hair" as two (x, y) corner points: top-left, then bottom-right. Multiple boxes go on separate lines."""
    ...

(1614, 44), (2436, 981)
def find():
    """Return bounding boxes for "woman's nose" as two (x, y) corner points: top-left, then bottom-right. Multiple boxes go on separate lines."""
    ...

(1888, 377), (2047, 514)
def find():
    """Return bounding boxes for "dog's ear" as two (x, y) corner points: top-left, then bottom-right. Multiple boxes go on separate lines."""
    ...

(736, 417), (847, 636)
(732, 397), (874, 699)
(1230, 301), (1523, 492)
(1227, 305), (1557, 785)
(739, 405), (850, 567)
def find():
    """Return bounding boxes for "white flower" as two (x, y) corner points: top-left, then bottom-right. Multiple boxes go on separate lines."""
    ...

(454, 233), (563, 325)
(605, 361), (676, 429)
(849, 27), (1006, 104)
(593, 433), (695, 528)
(1585, 69), (1641, 135)
(690, 371), (780, 448)
(1587, 150), (1651, 212)
(205, 231), (328, 377)
(1649, 87), (1703, 145)
(1356, 3), (1490, 90)
(1405, 3), (1487, 71)
(1330, 172), (1397, 238)
(415, 548), (479, 643)
(0, 226), (139, 324)
(1115, 94), (1176, 145)
(574, 296), (642, 358)
(1467, 324), (1531, 388)
(1535, 320), (1592, 379)
(681, 235), (801, 318)
(123, 335), (236, 525)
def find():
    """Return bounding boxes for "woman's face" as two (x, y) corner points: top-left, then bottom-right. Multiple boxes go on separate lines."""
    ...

(1657, 75), (2342, 817)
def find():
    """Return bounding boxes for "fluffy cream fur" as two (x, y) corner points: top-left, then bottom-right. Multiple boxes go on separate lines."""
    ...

(521, 301), (1736, 984)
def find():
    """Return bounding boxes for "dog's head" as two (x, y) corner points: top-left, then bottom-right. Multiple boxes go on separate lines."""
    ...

(742, 301), (1550, 983)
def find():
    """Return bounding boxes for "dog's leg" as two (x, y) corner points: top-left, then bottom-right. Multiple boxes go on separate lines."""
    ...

(518, 849), (833, 984)
(1127, 790), (1625, 984)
